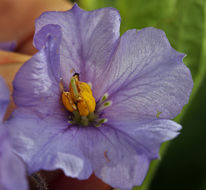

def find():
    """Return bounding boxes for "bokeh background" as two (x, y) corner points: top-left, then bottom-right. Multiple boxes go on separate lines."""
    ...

(0, 0), (205, 189)
(76, 0), (206, 190)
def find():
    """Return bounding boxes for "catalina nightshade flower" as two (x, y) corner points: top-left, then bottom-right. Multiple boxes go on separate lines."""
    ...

(7, 4), (193, 190)
(0, 77), (28, 190)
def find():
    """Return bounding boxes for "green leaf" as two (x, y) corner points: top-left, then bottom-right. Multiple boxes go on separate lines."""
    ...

(79, 0), (116, 10)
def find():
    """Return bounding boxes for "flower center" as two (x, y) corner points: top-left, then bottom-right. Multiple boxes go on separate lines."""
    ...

(61, 73), (96, 126)
(61, 73), (112, 127)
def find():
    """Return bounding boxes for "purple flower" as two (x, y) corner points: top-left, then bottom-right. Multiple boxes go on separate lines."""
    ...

(7, 4), (193, 189)
(0, 42), (16, 51)
(0, 77), (28, 190)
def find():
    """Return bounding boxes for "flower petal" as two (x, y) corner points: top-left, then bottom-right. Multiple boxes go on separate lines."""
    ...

(100, 27), (193, 120)
(34, 4), (120, 88)
(108, 118), (181, 159)
(74, 126), (149, 189)
(13, 27), (63, 118)
(0, 77), (9, 121)
(7, 110), (92, 179)
(7, 110), (180, 189)
(0, 125), (28, 190)
(76, 119), (180, 188)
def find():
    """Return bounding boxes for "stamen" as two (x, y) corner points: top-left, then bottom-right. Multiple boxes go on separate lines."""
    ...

(95, 118), (108, 127)
(71, 77), (79, 99)
(73, 110), (80, 122)
(61, 74), (97, 126)
(100, 93), (109, 103)
(88, 112), (96, 121)
(104, 101), (111, 107)
(62, 91), (77, 112)
(98, 118), (108, 123)
(95, 124), (101, 127)
(99, 101), (112, 111)
(81, 116), (89, 126)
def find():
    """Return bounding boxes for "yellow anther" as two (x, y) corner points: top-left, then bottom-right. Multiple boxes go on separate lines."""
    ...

(77, 99), (89, 116)
(62, 74), (96, 117)
(79, 90), (96, 113)
(77, 82), (96, 116)
(62, 91), (77, 112)
(78, 82), (93, 95)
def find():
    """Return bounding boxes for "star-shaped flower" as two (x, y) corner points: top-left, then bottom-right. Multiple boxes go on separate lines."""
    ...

(7, 4), (193, 189)
(0, 77), (28, 190)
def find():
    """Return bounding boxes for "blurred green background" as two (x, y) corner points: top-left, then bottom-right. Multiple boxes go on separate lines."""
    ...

(72, 0), (206, 189)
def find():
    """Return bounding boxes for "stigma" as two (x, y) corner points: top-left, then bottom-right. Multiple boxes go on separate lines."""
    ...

(62, 73), (96, 125)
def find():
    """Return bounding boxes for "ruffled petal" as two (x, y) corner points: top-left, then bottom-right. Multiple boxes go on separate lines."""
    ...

(75, 119), (180, 189)
(74, 126), (149, 189)
(13, 26), (63, 118)
(0, 77), (9, 121)
(34, 4), (120, 88)
(0, 125), (28, 190)
(7, 110), (92, 179)
(7, 109), (180, 189)
(108, 118), (181, 159)
(99, 27), (193, 120)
